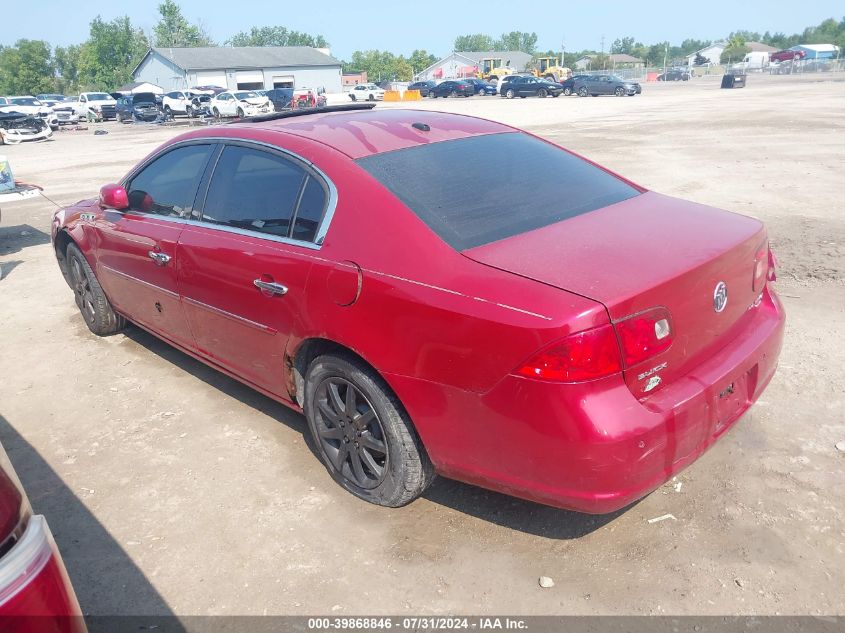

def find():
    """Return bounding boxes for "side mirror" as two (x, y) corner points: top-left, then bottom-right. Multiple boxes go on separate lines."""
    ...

(99, 183), (129, 210)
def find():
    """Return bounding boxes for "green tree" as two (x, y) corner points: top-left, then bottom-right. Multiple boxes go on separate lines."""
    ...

(225, 26), (328, 48)
(54, 45), (82, 93)
(153, 0), (214, 47)
(494, 31), (538, 54)
(77, 16), (149, 91)
(0, 40), (54, 95)
(346, 50), (415, 82)
(611, 37), (638, 55)
(453, 34), (496, 52)
(408, 49), (437, 73)
(720, 33), (750, 64)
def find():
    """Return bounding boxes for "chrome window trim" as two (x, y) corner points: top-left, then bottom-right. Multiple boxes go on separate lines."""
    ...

(120, 137), (338, 249)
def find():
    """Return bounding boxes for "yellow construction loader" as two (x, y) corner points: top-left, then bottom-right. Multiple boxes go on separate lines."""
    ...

(532, 57), (572, 82)
(477, 58), (515, 85)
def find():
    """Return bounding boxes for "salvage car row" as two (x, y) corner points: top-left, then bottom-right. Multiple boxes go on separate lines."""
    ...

(400, 73), (642, 99)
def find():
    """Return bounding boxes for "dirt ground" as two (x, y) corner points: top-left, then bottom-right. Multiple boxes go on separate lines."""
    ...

(0, 73), (843, 617)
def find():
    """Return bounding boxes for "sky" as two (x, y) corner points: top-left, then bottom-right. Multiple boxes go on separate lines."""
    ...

(2, 1), (842, 60)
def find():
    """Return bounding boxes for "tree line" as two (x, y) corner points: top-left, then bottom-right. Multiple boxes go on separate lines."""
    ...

(1, 7), (843, 95)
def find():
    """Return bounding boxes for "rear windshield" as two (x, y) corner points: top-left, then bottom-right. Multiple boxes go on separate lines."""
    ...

(356, 132), (640, 250)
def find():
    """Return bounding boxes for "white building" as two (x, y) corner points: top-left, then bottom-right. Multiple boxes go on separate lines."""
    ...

(686, 42), (726, 67)
(416, 51), (534, 81)
(132, 47), (343, 93)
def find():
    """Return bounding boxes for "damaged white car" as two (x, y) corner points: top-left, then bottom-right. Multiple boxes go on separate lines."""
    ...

(0, 96), (58, 130)
(0, 111), (53, 145)
(209, 90), (272, 118)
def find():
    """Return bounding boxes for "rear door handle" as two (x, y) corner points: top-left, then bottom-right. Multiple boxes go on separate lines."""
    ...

(148, 251), (171, 266)
(253, 279), (288, 296)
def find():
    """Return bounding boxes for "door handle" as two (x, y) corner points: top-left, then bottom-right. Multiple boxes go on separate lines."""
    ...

(253, 279), (288, 296)
(148, 251), (171, 266)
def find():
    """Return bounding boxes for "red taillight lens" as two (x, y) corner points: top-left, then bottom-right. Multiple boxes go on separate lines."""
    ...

(614, 307), (674, 368)
(753, 241), (769, 292)
(515, 324), (622, 382)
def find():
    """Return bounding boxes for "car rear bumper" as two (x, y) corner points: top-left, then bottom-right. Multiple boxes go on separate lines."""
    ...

(0, 515), (85, 631)
(387, 285), (785, 514)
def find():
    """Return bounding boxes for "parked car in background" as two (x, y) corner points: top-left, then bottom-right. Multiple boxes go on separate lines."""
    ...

(657, 69), (690, 81)
(348, 83), (385, 101)
(0, 440), (85, 630)
(0, 97), (59, 130)
(116, 93), (161, 123)
(559, 74), (590, 95)
(431, 80), (475, 98)
(162, 90), (208, 117)
(574, 75), (639, 97)
(461, 78), (498, 95)
(770, 49), (806, 63)
(50, 101), (80, 126)
(499, 76), (563, 98)
(35, 94), (67, 103)
(0, 111), (53, 144)
(51, 105), (784, 514)
(265, 88), (295, 111)
(73, 92), (117, 121)
(190, 85), (227, 96)
(210, 91), (272, 118)
(407, 80), (437, 97)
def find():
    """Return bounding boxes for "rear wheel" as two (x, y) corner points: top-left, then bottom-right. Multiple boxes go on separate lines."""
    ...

(65, 243), (125, 336)
(305, 354), (435, 507)
(615, 87), (625, 96)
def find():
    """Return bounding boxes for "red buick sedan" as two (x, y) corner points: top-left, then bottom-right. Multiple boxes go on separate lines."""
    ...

(51, 104), (785, 513)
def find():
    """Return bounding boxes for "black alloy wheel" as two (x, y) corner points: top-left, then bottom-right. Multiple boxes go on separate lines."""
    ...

(538, 88), (548, 98)
(313, 377), (388, 490)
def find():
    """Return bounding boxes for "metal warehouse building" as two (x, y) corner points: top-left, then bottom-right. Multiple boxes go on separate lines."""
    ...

(132, 46), (343, 93)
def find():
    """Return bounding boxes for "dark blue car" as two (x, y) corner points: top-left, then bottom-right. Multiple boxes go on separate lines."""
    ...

(115, 93), (161, 122)
(461, 78), (497, 95)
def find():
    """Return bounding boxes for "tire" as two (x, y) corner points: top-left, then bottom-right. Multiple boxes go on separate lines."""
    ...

(237, 107), (244, 118)
(368, 94), (375, 101)
(164, 105), (172, 117)
(350, 94), (357, 101)
(578, 87), (588, 97)
(186, 105), (194, 118)
(538, 88), (548, 98)
(304, 354), (435, 507)
(506, 89), (515, 99)
(450, 90), (458, 98)
(213, 107), (220, 118)
(615, 87), (625, 96)
(563, 87), (572, 96)
(65, 243), (125, 336)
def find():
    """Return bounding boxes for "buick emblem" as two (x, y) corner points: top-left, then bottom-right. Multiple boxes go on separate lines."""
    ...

(713, 281), (728, 313)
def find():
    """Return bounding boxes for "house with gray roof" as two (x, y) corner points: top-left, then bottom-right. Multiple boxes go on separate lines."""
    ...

(132, 46), (343, 93)
(416, 51), (534, 81)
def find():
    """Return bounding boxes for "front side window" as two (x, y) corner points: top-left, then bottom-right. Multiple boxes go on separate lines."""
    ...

(202, 146), (308, 239)
(126, 144), (214, 217)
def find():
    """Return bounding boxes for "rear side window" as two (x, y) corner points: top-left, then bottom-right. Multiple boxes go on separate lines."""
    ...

(202, 145), (307, 238)
(127, 144), (213, 217)
(291, 176), (328, 242)
(356, 132), (640, 250)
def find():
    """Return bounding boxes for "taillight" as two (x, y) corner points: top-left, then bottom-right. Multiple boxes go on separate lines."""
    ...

(614, 307), (674, 368)
(753, 240), (769, 292)
(514, 324), (622, 382)
(767, 245), (778, 282)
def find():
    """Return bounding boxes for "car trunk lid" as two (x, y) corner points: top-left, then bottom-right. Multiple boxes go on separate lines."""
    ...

(464, 191), (767, 396)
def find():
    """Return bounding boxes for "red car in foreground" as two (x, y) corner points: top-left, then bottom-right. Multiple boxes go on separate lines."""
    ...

(0, 442), (85, 631)
(51, 104), (785, 513)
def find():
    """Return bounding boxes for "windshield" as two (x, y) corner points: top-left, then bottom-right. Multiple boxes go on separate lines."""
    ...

(235, 91), (259, 99)
(11, 98), (41, 106)
(87, 93), (111, 101)
(357, 133), (640, 250)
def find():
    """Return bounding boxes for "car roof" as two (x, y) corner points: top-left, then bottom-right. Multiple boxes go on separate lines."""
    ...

(229, 108), (514, 160)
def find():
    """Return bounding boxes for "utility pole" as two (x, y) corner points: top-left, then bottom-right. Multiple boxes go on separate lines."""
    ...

(663, 43), (669, 73)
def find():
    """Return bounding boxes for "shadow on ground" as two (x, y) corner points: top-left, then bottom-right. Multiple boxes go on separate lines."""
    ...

(0, 224), (50, 257)
(0, 414), (185, 627)
(123, 326), (626, 540)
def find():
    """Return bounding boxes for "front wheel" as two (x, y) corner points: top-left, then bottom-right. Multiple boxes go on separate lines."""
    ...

(236, 107), (245, 118)
(537, 88), (548, 98)
(213, 107), (220, 118)
(65, 243), (125, 336)
(368, 94), (375, 101)
(563, 87), (572, 96)
(506, 89), (515, 99)
(450, 90), (458, 98)
(350, 94), (357, 101)
(305, 354), (435, 507)
(578, 87), (588, 97)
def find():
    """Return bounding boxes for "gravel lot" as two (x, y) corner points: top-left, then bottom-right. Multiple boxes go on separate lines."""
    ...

(0, 74), (843, 616)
